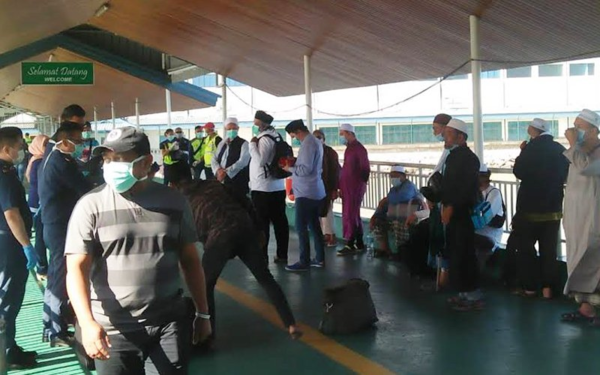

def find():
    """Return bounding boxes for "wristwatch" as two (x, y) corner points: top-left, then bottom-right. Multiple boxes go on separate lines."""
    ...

(195, 312), (211, 320)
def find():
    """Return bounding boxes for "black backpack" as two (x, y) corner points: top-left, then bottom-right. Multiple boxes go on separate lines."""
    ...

(260, 134), (293, 179)
(319, 279), (378, 335)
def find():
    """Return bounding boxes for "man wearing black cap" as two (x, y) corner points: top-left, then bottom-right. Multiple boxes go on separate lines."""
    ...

(250, 110), (290, 263)
(65, 126), (211, 374)
(283, 120), (326, 271)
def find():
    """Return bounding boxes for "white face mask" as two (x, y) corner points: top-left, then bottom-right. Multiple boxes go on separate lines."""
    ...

(435, 133), (444, 142)
(391, 177), (403, 187)
(54, 139), (76, 155)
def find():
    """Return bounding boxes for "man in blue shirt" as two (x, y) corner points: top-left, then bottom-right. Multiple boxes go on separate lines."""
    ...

(38, 121), (91, 347)
(370, 166), (421, 258)
(0, 127), (39, 369)
(283, 120), (326, 271)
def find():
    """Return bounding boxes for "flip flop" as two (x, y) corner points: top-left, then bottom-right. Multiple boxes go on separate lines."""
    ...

(561, 311), (595, 323)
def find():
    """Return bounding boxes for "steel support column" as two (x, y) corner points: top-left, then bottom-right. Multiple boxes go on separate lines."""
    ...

(304, 55), (314, 131)
(470, 15), (484, 161)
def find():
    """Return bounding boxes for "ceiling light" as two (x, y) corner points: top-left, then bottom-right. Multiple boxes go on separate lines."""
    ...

(94, 3), (109, 17)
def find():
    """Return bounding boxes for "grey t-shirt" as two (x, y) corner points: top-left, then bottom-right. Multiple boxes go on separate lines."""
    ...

(65, 181), (198, 334)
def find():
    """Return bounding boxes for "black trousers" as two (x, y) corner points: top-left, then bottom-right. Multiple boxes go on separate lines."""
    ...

(94, 317), (190, 375)
(516, 219), (560, 291)
(251, 190), (289, 260)
(0, 234), (28, 351)
(406, 219), (432, 277)
(204, 167), (214, 180)
(33, 210), (48, 275)
(202, 228), (296, 337)
(447, 213), (479, 293)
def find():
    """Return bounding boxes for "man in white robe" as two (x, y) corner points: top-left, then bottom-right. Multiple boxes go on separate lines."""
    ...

(562, 108), (600, 324)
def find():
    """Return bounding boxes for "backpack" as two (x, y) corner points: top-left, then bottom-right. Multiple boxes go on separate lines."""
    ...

(260, 134), (293, 179)
(319, 279), (378, 335)
(471, 199), (493, 230)
(486, 188), (506, 228)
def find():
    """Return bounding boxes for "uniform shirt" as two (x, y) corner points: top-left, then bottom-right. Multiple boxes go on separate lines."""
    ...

(211, 137), (250, 179)
(39, 145), (91, 226)
(249, 128), (285, 192)
(288, 133), (326, 200)
(65, 182), (198, 334)
(476, 185), (504, 247)
(0, 160), (32, 235)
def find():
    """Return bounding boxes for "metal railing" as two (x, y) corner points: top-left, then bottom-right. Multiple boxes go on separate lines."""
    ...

(344, 161), (520, 236)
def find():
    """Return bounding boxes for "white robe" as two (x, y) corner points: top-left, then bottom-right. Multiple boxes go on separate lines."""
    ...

(563, 145), (600, 294)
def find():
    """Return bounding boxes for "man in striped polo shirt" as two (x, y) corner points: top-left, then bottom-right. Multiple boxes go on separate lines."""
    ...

(65, 127), (211, 374)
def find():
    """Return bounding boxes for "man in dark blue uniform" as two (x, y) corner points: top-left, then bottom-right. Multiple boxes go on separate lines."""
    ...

(38, 121), (91, 347)
(0, 127), (39, 369)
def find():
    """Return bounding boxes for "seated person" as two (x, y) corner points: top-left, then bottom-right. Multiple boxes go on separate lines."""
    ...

(475, 164), (505, 271)
(370, 166), (421, 258)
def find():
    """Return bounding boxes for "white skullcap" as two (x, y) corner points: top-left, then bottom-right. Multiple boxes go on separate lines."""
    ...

(340, 123), (355, 133)
(390, 165), (406, 174)
(530, 118), (549, 132)
(577, 109), (600, 128)
(225, 117), (238, 126)
(479, 163), (489, 173)
(446, 118), (469, 135)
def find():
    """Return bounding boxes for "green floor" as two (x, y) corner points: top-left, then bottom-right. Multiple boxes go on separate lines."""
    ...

(11, 231), (600, 374)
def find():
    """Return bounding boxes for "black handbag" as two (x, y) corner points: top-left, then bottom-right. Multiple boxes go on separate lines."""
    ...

(319, 279), (378, 335)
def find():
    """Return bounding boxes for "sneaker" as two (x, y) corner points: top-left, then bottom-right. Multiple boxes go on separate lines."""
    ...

(310, 259), (325, 268)
(7, 346), (37, 369)
(285, 262), (310, 272)
(337, 245), (357, 256)
(274, 257), (288, 264)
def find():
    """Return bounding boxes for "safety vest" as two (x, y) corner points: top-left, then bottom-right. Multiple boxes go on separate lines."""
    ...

(203, 135), (218, 165)
(191, 137), (204, 162)
(163, 141), (178, 165)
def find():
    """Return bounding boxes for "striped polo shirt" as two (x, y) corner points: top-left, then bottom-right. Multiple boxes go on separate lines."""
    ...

(65, 181), (198, 334)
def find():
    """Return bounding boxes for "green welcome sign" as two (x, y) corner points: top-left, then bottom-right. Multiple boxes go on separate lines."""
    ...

(21, 62), (94, 85)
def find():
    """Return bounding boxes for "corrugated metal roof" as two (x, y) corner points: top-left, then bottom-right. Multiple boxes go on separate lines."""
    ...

(3, 0), (600, 99)
(0, 48), (209, 120)
(86, 0), (600, 96)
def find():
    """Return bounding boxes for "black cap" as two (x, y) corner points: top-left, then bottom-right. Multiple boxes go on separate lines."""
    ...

(255, 110), (274, 125)
(285, 119), (308, 133)
(93, 126), (150, 157)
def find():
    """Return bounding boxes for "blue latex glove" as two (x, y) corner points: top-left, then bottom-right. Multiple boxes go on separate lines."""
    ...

(22, 245), (38, 270)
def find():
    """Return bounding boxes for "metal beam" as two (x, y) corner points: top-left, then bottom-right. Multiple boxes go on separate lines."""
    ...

(0, 36), (59, 70)
(55, 35), (220, 106)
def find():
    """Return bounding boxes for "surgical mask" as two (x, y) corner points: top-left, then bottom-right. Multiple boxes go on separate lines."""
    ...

(12, 149), (24, 164)
(54, 139), (75, 155)
(435, 133), (444, 142)
(196, 132), (203, 139)
(253, 125), (260, 134)
(577, 129), (586, 143)
(82, 131), (91, 139)
(176, 133), (183, 139)
(72, 144), (85, 159)
(391, 177), (402, 187)
(340, 137), (348, 146)
(167, 135), (175, 142)
(103, 155), (147, 194)
(226, 130), (238, 139)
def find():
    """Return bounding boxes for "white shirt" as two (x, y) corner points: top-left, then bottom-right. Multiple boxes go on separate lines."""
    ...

(211, 137), (251, 179)
(248, 128), (285, 192)
(476, 184), (504, 247)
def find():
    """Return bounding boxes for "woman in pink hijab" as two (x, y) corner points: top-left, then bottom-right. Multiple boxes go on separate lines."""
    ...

(27, 135), (50, 279)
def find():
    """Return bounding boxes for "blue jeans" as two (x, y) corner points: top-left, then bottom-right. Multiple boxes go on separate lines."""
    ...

(295, 197), (325, 265)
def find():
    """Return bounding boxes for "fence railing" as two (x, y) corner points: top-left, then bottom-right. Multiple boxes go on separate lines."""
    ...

(343, 160), (520, 236)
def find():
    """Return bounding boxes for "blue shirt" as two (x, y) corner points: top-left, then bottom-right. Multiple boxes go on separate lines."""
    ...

(39, 143), (91, 226)
(0, 159), (32, 235)
(374, 179), (420, 219)
(289, 133), (326, 200)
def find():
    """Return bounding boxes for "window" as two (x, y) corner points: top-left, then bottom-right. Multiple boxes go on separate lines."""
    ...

(539, 64), (563, 77)
(412, 124), (436, 143)
(225, 77), (245, 87)
(320, 127), (340, 146)
(481, 70), (501, 79)
(507, 66), (532, 78)
(382, 125), (412, 144)
(508, 120), (559, 141)
(483, 122), (502, 141)
(446, 74), (468, 80)
(192, 73), (218, 88)
(570, 63), (595, 76)
(354, 126), (377, 145)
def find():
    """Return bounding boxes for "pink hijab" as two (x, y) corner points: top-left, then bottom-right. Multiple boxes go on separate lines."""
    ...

(26, 135), (49, 182)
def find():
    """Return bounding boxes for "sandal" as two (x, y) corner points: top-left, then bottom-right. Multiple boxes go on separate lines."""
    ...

(561, 311), (596, 323)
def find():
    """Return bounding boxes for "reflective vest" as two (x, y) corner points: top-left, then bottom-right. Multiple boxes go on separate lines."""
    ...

(163, 141), (178, 165)
(191, 137), (204, 162)
(203, 135), (219, 165)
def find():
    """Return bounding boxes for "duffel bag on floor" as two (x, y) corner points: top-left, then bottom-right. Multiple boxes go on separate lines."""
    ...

(319, 278), (378, 335)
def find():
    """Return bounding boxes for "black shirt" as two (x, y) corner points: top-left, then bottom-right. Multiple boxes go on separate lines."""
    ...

(441, 145), (480, 215)
(0, 160), (32, 236)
